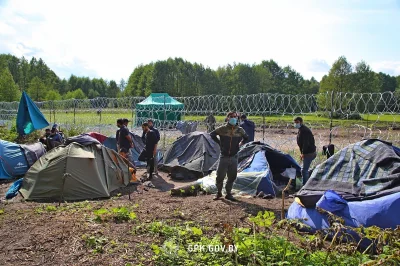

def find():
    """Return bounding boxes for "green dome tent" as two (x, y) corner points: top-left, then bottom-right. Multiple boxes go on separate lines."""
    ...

(135, 93), (184, 127)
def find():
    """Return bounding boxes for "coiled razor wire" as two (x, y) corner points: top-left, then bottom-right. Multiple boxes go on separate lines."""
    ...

(1, 91), (400, 167)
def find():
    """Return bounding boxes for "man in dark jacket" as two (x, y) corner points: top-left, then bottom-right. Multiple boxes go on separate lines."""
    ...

(210, 112), (248, 201)
(294, 117), (316, 186)
(138, 123), (158, 179)
(117, 118), (134, 159)
(147, 119), (160, 175)
(240, 114), (255, 143)
(204, 111), (216, 132)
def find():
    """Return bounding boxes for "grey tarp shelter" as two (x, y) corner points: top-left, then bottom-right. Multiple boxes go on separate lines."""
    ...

(135, 93), (184, 127)
(20, 142), (131, 201)
(160, 131), (220, 180)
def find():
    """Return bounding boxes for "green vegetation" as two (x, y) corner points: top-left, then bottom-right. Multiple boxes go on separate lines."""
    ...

(1, 53), (399, 104)
(93, 207), (137, 223)
(82, 234), (109, 254)
(0, 125), (18, 142)
(2, 199), (399, 265)
(144, 211), (400, 265)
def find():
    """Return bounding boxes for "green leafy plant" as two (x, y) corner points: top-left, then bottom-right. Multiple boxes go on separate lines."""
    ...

(45, 205), (57, 212)
(82, 234), (108, 254)
(93, 207), (136, 223)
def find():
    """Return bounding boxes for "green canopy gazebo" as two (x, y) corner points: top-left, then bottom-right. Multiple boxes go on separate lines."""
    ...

(135, 93), (184, 127)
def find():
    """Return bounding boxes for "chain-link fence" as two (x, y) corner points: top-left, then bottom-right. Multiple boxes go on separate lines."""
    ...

(1, 91), (400, 167)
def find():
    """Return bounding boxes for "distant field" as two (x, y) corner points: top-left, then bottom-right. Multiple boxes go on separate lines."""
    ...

(41, 110), (400, 129)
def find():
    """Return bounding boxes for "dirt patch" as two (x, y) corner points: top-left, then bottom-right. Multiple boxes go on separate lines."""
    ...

(0, 170), (293, 266)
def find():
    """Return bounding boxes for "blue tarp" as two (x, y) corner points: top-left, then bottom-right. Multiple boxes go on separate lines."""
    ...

(287, 190), (400, 230)
(16, 91), (49, 135)
(0, 140), (46, 179)
(5, 178), (23, 199)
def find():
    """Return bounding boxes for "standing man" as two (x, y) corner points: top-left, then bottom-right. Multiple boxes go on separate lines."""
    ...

(147, 119), (160, 175)
(294, 117), (316, 186)
(204, 111), (216, 133)
(210, 112), (248, 201)
(139, 123), (158, 179)
(117, 118), (134, 160)
(240, 114), (255, 144)
(123, 118), (130, 129)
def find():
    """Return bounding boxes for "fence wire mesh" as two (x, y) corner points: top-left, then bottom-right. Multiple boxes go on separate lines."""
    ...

(1, 91), (400, 167)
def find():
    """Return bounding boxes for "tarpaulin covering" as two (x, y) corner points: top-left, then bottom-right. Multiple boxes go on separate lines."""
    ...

(287, 190), (400, 231)
(296, 139), (400, 207)
(161, 131), (220, 179)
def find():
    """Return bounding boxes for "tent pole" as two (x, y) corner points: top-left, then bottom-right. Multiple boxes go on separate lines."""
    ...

(281, 179), (293, 220)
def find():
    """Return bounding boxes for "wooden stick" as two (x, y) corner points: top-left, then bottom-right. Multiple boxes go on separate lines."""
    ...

(281, 179), (293, 220)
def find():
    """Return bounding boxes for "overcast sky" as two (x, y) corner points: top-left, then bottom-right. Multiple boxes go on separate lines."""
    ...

(1, 0), (400, 82)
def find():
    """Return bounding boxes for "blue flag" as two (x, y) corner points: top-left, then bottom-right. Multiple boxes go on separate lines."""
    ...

(16, 91), (49, 135)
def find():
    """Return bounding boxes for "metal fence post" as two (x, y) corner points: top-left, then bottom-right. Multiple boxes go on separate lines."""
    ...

(73, 99), (76, 124)
(329, 91), (334, 145)
(99, 108), (102, 133)
(53, 101), (56, 123)
(163, 95), (166, 151)
(131, 98), (137, 130)
(262, 114), (265, 143)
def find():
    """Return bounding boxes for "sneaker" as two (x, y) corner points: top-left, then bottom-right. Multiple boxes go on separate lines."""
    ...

(213, 192), (223, 200)
(225, 194), (236, 201)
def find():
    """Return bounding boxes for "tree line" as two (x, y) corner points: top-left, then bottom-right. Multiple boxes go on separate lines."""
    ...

(0, 54), (126, 102)
(0, 53), (399, 103)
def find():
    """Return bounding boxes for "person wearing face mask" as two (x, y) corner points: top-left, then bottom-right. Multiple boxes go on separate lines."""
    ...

(294, 117), (316, 186)
(210, 112), (249, 201)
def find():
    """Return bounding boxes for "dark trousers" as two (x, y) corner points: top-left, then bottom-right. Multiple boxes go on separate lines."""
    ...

(216, 154), (238, 195)
(139, 150), (154, 177)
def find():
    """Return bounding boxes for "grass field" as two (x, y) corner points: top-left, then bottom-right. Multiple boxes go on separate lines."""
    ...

(40, 110), (400, 129)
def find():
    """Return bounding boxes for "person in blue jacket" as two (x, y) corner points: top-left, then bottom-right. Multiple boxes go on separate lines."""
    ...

(240, 114), (255, 143)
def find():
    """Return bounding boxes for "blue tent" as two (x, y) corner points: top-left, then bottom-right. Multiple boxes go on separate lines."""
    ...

(197, 142), (301, 197)
(16, 91), (49, 135)
(288, 139), (400, 234)
(287, 190), (400, 231)
(0, 139), (46, 179)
